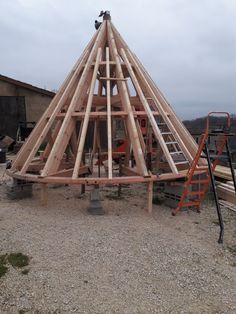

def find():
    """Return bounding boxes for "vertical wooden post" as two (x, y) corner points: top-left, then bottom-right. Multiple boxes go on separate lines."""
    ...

(147, 181), (153, 213)
(81, 153), (85, 194)
(40, 183), (48, 206)
(98, 147), (101, 178)
(106, 47), (113, 179)
(118, 157), (122, 197)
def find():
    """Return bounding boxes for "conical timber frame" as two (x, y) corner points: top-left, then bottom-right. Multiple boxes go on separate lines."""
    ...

(8, 13), (203, 186)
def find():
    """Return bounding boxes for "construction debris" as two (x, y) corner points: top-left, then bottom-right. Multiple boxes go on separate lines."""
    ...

(0, 135), (14, 150)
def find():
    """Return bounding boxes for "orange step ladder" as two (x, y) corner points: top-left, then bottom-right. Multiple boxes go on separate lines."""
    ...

(173, 112), (232, 216)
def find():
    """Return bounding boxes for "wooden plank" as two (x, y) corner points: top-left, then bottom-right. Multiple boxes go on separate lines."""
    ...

(50, 166), (90, 177)
(69, 128), (78, 156)
(121, 48), (178, 174)
(217, 185), (236, 205)
(214, 165), (236, 181)
(106, 47), (113, 179)
(9, 170), (158, 185)
(135, 118), (146, 153)
(147, 181), (153, 213)
(80, 95), (142, 107)
(41, 119), (77, 175)
(99, 77), (127, 81)
(28, 161), (73, 172)
(107, 21), (148, 177)
(56, 111), (161, 118)
(121, 166), (140, 176)
(42, 120), (62, 160)
(72, 48), (102, 179)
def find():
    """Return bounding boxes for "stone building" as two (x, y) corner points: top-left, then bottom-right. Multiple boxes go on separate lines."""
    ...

(0, 74), (55, 139)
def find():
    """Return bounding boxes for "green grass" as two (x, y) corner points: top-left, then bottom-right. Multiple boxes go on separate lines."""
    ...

(18, 310), (28, 314)
(7, 253), (29, 268)
(0, 264), (8, 278)
(0, 252), (30, 278)
(0, 254), (8, 278)
(0, 254), (7, 265)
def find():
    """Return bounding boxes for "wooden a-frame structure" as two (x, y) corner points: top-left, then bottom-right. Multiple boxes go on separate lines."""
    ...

(8, 12), (202, 210)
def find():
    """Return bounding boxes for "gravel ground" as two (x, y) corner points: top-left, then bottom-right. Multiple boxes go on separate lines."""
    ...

(0, 167), (236, 313)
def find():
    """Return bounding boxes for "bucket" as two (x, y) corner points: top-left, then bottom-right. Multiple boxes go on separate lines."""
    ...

(0, 150), (6, 163)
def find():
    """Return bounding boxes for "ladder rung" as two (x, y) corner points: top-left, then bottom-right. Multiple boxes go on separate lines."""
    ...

(166, 141), (178, 145)
(175, 161), (189, 165)
(162, 132), (172, 135)
(182, 202), (200, 207)
(190, 180), (209, 184)
(170, 151), (183, 155)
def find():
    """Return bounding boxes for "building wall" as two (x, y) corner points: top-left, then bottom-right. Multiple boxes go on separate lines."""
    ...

(0, 80), (54, 123)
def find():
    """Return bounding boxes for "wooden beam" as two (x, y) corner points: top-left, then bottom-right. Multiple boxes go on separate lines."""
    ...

(50, 166), (91, 177)
(99, 77), (127, 81)
(106, 47), (113, 179)
(217, 184), (236, 205)
(147, 181), (153, 213)
(55, 111), (162, 119)
(28, 160), (74, 172)
(9, 170), (158, 185)
(72, 48), (102, 179)
(121, 166), (140, 176)
(135, 118), (146, 153)
(42, 120), (62, 160)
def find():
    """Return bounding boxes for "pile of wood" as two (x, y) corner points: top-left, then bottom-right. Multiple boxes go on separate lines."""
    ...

(217, 181), (236, 205)
(215, 165), (236, 205)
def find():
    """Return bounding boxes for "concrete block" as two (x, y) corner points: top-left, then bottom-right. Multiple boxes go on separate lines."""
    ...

(6, 180), (33, 200)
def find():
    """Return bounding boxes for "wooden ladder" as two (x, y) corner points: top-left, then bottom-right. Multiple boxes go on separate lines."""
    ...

(156, 118), (190, 168)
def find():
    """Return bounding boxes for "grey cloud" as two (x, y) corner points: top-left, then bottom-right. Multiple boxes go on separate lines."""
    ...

(0, 0), (235, 119)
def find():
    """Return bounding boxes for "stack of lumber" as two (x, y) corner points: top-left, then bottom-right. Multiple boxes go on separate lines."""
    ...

(217, 181), (236, 205)
(214, 165), (236, 205)
(214, 165), (236, 180)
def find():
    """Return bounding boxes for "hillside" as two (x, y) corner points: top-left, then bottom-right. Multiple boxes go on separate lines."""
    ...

(183, 114), (236, 151)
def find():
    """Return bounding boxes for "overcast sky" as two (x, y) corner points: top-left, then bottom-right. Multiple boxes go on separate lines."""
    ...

(0, 0), (235, 119)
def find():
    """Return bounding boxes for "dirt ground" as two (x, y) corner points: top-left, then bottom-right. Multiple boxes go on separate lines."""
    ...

(0, 166), (236, 314)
